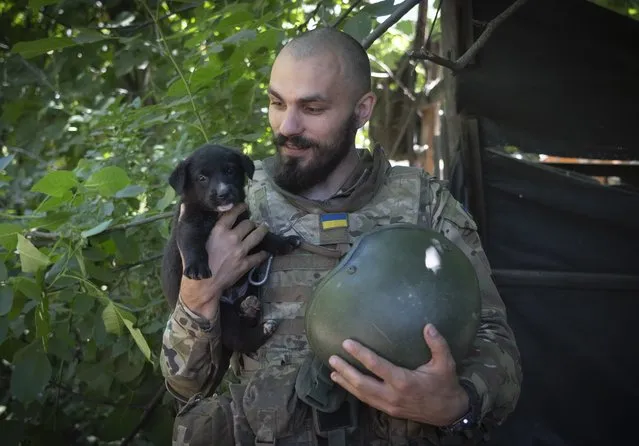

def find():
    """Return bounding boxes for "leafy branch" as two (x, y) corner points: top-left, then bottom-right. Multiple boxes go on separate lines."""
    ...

(136, 0), (208, 142)
(362, 0), (423, 49)
(28, 212), (173, 241)
(332, 0), (365, 28)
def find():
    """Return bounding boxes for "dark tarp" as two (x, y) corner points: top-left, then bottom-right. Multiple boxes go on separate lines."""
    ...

(447, 0), (639, 443)
(468, 149), (639, 446)
(456, 0), (639, 161)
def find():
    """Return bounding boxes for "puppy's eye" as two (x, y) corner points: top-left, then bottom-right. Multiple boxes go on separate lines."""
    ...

(224, 166), (235, 175)
(197, 174), (207, 182)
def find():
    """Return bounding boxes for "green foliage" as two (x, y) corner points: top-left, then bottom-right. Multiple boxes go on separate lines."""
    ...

(0, 0), (421, 444)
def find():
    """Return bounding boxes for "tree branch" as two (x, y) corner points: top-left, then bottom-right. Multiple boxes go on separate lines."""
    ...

(28, 212), (173, 240)
(40, 3), (201, 33)
(120, 384), (166, 446)
(137, 0), (208, 142)
(361, 0), (422, 49)
(298, 1), (324, 32)
(114, 253), (164, 272)
(332, 0), (365, 28)
(368, 54), (416, 101)
(409, 0), (529, 71)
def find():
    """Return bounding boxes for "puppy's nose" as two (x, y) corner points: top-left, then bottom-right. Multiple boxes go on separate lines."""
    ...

(216, 183), (232, 201)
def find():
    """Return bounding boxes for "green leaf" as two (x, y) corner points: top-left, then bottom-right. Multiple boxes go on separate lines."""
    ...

(102, 302), (122, 336)
(75, 251), (87, 278)
(81, 220), (113, 238)
(142, 319), (166, 334)
(156, 186), (176, 211)
(112, 231), (140, 263)
(122, 318), (152, 361)
(14, 277), (42, 300)
(0, 286), (13, 316)
(84, 166), (131, 197)
(73, 28), (111, 44)
(10, 342), (52, 404)
(0, 317), (8, 346)
(29, 0), (60, 8)
(0, 224), (22, 250)
(115, 184), (145, 198)
(36, 190), (73, 211)
(31, 211), (72, 231)
(343, 12), (373, 43)
(362, 0), (396, 16)
(0, 155), (14, 171)
(12, 37), (77, 59)
(35, 298), (50, 349)
(72, 293), (94, 315)
(16, 235), (51, 273)
(223, 29), (257, 45)
(30, 170), (78, 198)
(114, 353), (145, 383)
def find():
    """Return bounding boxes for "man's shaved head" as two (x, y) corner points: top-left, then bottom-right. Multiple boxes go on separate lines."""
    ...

(279, 27), (372, 101)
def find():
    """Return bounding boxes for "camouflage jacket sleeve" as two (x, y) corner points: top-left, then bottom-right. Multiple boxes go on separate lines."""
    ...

(420, 173), (523, 433)
(159, 295), (232, 403)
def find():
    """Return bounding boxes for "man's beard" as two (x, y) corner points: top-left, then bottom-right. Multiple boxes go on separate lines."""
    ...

(271, 113), (358, 195)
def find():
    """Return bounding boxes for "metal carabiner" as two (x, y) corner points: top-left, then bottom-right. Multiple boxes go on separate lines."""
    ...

(248, 254), (273, 286)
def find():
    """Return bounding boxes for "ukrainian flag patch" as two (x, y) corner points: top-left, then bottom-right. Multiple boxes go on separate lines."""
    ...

(320, 213), (348, 230)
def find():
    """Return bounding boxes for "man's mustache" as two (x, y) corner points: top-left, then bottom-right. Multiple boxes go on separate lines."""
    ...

(272, 134), (317, 150)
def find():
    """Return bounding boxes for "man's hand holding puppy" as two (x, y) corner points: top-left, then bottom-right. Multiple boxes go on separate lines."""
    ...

(178, 203), (270, 320)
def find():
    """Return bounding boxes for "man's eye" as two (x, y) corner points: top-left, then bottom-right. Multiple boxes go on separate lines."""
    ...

(306, 107), (323, 114)
(197, 175), (207, 182)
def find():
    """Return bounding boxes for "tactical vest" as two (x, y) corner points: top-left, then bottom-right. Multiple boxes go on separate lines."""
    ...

(240, 161), (423, 379)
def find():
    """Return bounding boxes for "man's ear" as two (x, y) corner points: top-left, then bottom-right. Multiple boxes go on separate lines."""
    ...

(240, 153), (255, 180)
(354, 91), (377, 128)
(169, 159), (189, 194)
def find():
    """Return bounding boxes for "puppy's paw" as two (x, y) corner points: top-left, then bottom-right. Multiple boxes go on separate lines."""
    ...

(183, 262), (212, 280)
(240, 295), (261, 320)
(262, 319), (278, 337)
(280, 235), (301, 254)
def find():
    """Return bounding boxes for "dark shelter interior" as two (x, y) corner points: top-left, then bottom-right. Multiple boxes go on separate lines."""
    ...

(446, 0), (639, 444)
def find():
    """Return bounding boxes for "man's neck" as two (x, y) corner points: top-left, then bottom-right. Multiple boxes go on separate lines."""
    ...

(301, 148), (360, 202)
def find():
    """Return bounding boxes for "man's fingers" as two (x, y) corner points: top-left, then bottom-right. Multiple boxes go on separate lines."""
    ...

(329, 354), (386, 396)
(244, 250), (270, 270)
(216, 203), (248, 228)
(240, 223), (269, 253)
(232, 219), (257, 240)
(341, 339), (398, 382)
(423, 324), (456, 371)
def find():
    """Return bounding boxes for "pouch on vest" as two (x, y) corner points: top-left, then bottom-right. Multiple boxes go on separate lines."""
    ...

(295, 355), (359, 446)
(243, 362), (309, 444)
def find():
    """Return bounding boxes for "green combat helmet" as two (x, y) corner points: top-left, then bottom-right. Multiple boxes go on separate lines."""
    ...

(305, 223), (481, 374)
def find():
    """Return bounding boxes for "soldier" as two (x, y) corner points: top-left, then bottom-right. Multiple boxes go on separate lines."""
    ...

(160, 27), (522, 445)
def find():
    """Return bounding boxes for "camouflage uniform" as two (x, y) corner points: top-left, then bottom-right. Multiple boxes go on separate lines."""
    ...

(160, 146), (523, 446)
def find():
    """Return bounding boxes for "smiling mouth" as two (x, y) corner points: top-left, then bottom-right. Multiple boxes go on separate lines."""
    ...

(216, 203), (234, 212)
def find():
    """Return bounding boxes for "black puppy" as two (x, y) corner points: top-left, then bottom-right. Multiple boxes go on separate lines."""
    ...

(161, 143), (300, 353)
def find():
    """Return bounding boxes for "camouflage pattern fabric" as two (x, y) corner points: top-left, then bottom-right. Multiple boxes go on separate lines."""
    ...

(159, 145), (523, 445)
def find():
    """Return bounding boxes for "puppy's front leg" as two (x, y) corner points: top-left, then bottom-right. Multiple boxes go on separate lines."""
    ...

(177, 222), (212, 280)
(258, 232), (301, 256)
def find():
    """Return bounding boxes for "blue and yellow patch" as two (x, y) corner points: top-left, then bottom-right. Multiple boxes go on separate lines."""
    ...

(320, 213), (348, 230)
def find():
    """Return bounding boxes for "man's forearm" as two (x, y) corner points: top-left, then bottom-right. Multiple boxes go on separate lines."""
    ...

(430, 186), (523, 429)
(160, 295), (232, 402)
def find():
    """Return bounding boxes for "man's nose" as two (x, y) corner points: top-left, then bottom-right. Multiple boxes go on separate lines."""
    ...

(278, 110), (303, 136)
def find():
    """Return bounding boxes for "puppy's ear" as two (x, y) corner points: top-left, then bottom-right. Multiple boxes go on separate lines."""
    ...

(240, 153), (255, 180)
(169, 159), (189, 194)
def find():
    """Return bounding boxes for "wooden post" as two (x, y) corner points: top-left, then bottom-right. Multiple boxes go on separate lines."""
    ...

(440, 0), (467, 180)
